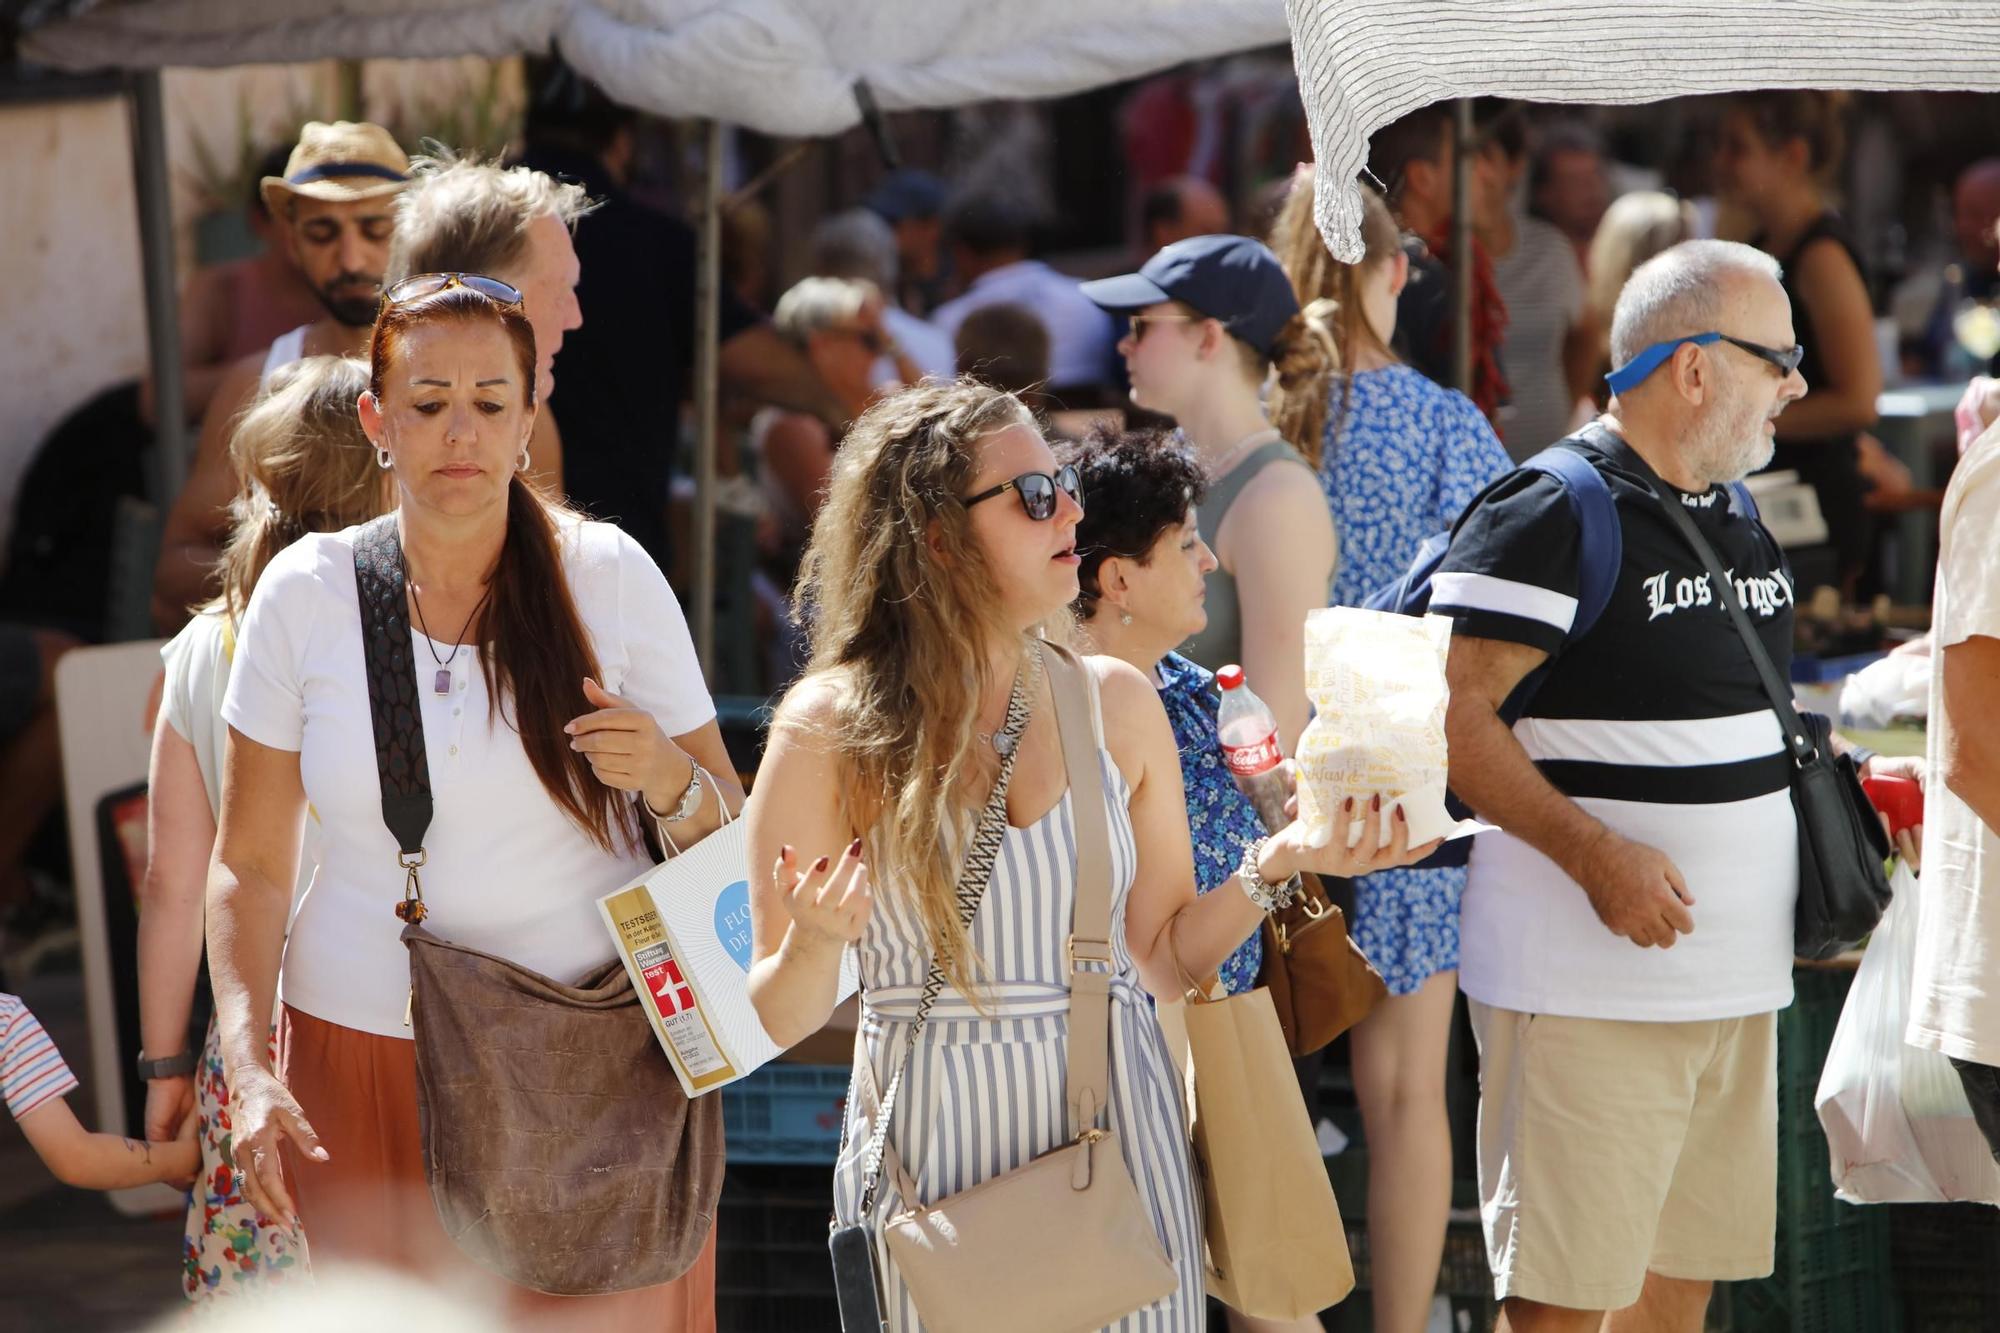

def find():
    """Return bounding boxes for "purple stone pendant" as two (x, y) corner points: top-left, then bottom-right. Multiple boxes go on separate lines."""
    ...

(434, 667), (453, 696)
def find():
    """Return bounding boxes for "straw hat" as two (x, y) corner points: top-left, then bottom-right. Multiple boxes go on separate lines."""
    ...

(259, 121), (411, 214)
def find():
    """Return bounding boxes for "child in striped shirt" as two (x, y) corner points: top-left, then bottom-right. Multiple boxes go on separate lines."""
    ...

(4, 992), (197, 1188)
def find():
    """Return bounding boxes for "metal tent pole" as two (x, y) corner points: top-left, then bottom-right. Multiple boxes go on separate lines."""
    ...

(1451, 97), (1474, 396)
(690, 119), (724, 676)
(129, 70), (185, 502)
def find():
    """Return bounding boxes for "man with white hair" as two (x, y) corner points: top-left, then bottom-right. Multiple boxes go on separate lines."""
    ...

(810, 209), (955, 381)
(1431, 240), (1830, 1331)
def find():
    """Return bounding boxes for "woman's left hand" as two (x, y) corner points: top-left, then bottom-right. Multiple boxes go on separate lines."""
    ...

(1269, 793), (1444, 881)
(567, 677), (694, 810)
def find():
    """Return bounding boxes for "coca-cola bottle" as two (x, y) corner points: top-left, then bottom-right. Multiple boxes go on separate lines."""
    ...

(1215, 665), (1291, 834)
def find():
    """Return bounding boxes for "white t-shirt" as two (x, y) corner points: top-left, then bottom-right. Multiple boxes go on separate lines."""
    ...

(222, 519), (715, 1038)
(1908, 430), (2000, 1065)
(930, 260), (1117, 389)
(161, 609), (318, 914)
(1493, 216), (1586, 462)
(873, 306), (957, 386)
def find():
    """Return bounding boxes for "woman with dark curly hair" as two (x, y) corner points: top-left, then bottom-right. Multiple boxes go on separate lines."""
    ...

(1057, 429), (1265, 997)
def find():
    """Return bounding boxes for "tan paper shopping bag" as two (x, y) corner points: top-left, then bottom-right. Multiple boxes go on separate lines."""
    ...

(1177, 981), (1355, 1318)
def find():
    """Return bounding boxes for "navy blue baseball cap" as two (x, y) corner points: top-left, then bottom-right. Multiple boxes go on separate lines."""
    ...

(1080, 234), (1300, 357)
(865, 169), (948, 223)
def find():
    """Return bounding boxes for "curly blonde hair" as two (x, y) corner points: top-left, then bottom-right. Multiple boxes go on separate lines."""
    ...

(787, 380), (1062, 995)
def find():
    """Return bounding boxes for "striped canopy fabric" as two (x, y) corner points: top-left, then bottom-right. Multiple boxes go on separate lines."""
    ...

(1287, 0), (2000, 260)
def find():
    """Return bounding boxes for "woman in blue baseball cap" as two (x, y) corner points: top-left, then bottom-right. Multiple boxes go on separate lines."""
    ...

(1082, 234), (1337, 752)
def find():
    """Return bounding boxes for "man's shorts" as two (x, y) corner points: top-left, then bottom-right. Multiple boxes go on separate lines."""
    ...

(1468, 1001), (1778, 1311)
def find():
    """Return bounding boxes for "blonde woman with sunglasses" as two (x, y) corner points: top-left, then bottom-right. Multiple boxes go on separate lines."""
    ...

(745, 380), (1436, 1332)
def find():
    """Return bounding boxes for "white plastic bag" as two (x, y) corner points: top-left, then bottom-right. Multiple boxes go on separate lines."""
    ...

(1815, 862), (2000, 1204)
(1292, 608), (1486, 848)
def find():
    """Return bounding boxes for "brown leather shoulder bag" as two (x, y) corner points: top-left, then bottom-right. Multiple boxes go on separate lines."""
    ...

(353, 514), (723, 1296)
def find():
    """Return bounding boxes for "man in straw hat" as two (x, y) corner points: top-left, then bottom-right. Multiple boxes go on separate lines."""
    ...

(155, 122), (497, 628)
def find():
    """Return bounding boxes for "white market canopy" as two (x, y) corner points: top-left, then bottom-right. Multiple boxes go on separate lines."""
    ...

(1286, 0), (2000, 260)
(24, 0), (1291, 136)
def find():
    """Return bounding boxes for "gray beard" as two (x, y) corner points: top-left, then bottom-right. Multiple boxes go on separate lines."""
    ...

(1687, 409), (1775, 486)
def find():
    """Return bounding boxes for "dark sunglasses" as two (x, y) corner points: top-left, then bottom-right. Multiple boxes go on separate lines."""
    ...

(962, 464), (1084, 520)
(383, 271), (524, 308)
(1604, 331), (1804, 395)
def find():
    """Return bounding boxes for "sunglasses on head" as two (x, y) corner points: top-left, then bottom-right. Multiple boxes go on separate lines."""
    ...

(383, 272), (524, 309)
(1604, 331), (1805, 396)
(961, 464), (1084, 520)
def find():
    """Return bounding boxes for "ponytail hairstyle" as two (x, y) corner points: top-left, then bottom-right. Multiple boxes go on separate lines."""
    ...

(218, 356), (389, 624)
(368, 282), (638, 854)
(1261, 304), (1340, 468)
(1269, 167), (1404, 463)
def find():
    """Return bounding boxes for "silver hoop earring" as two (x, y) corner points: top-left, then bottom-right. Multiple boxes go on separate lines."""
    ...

(517, 445), (533, 472)
(375, 447), (393, 470)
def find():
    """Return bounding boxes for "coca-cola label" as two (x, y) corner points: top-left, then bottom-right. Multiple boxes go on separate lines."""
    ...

(1221, 733), (1282, 777)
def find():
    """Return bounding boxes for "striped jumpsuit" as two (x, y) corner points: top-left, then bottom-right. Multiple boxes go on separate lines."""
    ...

(832, 701), (1204, 1331)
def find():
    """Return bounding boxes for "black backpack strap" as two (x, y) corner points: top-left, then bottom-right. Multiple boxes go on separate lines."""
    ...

(352, 514), (436, 923)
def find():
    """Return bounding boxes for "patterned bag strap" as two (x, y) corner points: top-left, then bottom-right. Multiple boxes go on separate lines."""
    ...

(350, 514), (437, 923)
(854, 648), (1038, 1217)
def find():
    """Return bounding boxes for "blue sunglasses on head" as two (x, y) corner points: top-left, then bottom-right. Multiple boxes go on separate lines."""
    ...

(1605, 331), (1804, 396)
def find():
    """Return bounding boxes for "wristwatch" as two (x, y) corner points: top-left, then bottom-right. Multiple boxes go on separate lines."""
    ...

(1236, 836), (1302, 912)
(650, 763), (707, 824)
(136, 1048), (197, 1081)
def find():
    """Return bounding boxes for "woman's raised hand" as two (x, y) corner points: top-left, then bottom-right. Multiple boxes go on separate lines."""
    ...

(774, 839), (872, 947)
(568, 677), (693, 810)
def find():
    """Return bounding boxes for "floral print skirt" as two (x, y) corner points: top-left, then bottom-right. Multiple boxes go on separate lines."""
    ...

(183, 1014), (310, 1301)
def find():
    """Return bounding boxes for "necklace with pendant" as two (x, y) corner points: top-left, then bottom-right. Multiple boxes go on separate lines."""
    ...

(973, 648), (1043, 755)
(408, 579), (492, 696)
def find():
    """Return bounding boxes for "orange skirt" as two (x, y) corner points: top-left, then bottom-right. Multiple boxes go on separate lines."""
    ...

(278, 1004), (716, 1332)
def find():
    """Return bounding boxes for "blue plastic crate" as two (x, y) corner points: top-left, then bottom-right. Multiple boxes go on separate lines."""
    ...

(1789, 650), (1888, 685)
(723, 1063), (850, 1165)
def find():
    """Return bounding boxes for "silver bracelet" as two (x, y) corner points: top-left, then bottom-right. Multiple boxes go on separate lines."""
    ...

(652, 763), (706, 824)
(1236, 836), (1301, 912)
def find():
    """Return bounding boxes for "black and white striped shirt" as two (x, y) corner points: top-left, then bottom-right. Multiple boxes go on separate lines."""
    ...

(1435, 430), (1798, 1021)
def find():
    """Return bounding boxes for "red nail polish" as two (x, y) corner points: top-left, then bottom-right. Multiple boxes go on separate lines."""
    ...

(847, 838), (863, 859)
(1371, 793), (1382, 811)
(812, 855), (830, 873)
(1395, 804), (1407, 823)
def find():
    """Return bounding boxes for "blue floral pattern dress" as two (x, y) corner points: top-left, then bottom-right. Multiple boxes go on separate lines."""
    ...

(1319, 366), (1514, 994)
(1155, 652), (1264, 995)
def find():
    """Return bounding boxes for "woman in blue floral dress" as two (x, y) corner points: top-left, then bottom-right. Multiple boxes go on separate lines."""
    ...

(1269, 171), (1514, 1333)
(1061, 432), (1263, 995)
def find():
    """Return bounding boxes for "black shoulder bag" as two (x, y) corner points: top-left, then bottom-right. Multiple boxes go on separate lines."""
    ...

(1635, 478), (1892, 959)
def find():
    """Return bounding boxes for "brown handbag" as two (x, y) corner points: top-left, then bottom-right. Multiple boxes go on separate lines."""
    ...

(401, 927), (725, 1294)
(353, 515), (724, 1295)
(1257, 874), (1387, 1057)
